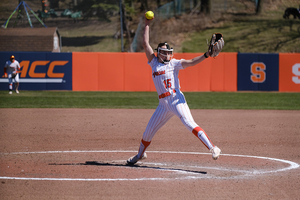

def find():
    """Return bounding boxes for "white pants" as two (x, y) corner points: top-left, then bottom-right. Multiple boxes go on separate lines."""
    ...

(8, 73), (19, 84)
(142, 90), (199, 142)
(8, 73), (19, 90)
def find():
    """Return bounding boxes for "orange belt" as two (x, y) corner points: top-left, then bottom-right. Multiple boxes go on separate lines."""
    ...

(159, 89), (176, 99)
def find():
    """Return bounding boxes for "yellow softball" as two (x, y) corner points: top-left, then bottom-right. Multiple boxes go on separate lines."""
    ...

(145, 11), (154, 20)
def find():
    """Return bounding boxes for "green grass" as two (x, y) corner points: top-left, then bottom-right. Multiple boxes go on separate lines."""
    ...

(185, 92), (300, 110)
(0, 91), (299, 110)
(182, 19), (300, 53)
(182, 0), (300, 53)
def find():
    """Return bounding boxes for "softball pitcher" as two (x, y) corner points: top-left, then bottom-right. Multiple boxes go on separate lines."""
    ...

(127, 15), (224, 165)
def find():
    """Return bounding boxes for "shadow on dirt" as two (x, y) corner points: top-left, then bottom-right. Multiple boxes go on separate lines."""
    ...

(49, 161), (207, 175)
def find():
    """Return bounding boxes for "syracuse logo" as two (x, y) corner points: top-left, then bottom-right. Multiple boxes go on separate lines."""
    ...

(250, 62), (266, 83)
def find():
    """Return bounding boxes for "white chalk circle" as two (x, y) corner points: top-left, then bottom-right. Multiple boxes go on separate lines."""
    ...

(0, 150), (299, 181)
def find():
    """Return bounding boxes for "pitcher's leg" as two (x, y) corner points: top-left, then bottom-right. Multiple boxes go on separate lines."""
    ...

(192, 127), (214, 150)
(177, 104), (215, 150)
(174, 99), (220, 159)
(178, 107), (214, 150)
(127, 104), (173, 165)
(127, 139), (151, 165)
(191, 125), (221, 160)
(136, 139), (151, 159)
(142, 104), (173, 142)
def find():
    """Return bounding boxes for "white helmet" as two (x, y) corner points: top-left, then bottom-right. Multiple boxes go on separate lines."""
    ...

(156, 42), (173, 64)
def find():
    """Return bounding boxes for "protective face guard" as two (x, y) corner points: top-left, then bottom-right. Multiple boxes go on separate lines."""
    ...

(157, 47), (173, 64)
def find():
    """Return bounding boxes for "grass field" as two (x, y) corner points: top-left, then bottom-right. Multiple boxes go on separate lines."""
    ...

(181, 0), (300, 53)
(182, 18), (300, 53)
(0, 91), (299, 110)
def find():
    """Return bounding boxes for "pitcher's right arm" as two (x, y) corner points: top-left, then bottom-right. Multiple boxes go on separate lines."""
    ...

(142, 18), (155, 63)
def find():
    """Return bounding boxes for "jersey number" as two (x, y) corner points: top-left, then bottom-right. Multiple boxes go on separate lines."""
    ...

(164, 79), (172, 88)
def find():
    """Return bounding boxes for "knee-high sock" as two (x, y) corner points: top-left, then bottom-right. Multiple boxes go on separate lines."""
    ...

(137, 139), (151, 158)
(15, 82), (19, 90)
(192, 127), (214, 150)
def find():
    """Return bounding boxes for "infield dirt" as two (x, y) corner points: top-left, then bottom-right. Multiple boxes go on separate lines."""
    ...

(1, 108), (300, 199)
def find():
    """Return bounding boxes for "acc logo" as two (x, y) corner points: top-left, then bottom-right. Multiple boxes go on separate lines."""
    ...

(250, 62), (266, 83)
(19, 60), (68, 78)
(292, 63), (300, 84)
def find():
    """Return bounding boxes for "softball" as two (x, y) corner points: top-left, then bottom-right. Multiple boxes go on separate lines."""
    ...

(145, 11), (154, 20)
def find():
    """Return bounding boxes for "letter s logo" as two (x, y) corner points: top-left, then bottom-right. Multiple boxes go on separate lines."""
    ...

(292, 63), (300, 84)
(251, 62), (266, 83)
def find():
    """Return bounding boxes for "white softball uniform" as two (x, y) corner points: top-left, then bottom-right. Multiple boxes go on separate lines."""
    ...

(5, 60), (20, 83)
(140, 57), (214, 150)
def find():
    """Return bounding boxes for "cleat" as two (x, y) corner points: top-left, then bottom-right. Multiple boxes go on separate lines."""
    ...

(9, 91), (12, 94)
(210, 146), (221, 160)
(127, 153), (147, 165)
(16, 90), (19, 94)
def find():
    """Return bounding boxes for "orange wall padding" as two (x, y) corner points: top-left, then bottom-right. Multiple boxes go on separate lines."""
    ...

(72, 52), (237, 92)
(98, 53), (125, 91)
(73, 52), (99, 91)
(279, 53), (300, 92)
(176, 52), (237, 92)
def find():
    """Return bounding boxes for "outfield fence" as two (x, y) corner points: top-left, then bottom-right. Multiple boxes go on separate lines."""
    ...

(0, 52), (299, 92)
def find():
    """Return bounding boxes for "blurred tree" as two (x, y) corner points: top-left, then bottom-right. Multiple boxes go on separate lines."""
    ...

(49, 0), (60, 9)
(75, 0), (119, 21)
(139, 0), (148, 11)
(256, 0), (262, 14)
(157, 0), (161, 7)
(200, 0), (210, 14)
